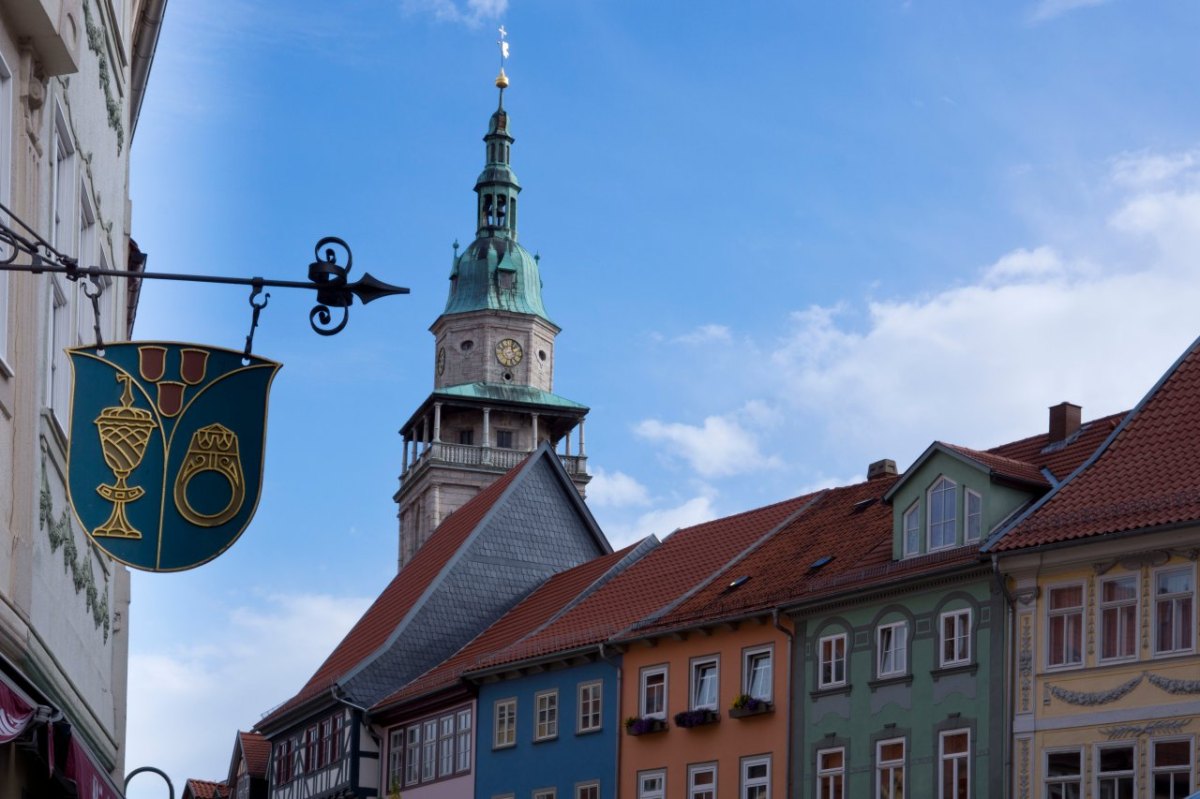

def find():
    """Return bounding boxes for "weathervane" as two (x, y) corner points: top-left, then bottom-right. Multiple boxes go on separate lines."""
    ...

(496, 25), (510, 91)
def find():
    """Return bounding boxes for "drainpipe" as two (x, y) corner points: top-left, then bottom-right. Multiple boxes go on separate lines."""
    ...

(599, 643), (620, 799)
(991, 556), (1015, 796)
(772, 609), (794, 799)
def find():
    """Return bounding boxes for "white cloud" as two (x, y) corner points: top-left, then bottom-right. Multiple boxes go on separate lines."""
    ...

(634, 413), (781, 478)
(588, 467), (651, 509)
(673, 324), (732, 345)
(1028, 0), (1111, 24)
(1111, 149), (1200, 189)
(401, 0), (508, 27)
(601, 495), (718, 549)
(125, 592), (371, 799)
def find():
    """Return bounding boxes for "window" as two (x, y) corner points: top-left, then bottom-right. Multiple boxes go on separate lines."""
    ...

(1152, 739), (1192, 798)
(576, 784), (600, 799)
(387, 729), (404, 793)
(902, 503), (919, 557)
(1047, 584), (1084, 668)
(1155, 567), (1194, 655)
(439, 714), (455, 776)
(533, 790), (555, 799)
(940, 609), (971, 667)
(304, 726), (318, 773)
(459, 429), (474, 445)
(640, 666), (666, 718)
(456, 709), (471, 772)
(816, 748), (844, 799)
(578, 681), (602, 733)
(928, 477), (957, 550)
(744, 647), (772, 700)
(638, 770), (665, 799)
(876, 739), (905, 799)
(1044, 749), (1081, 799)
(877, 622), (908, 677)
(421, 719), (437, 781)
(939, 730), (969, 799)
(740, 756), (770, 799)
(46, 278), (71, 424)
(964, 490), (982, 542)
(494, 698), (516, 748)
(535, 690), (558, 741)
(496, 429), (514, 449)
(691, 657), (718, 710)
(0, 53), (12, 365)
(1099, 575), (1137, 661)
(1096, 744), (1134, 799)
(819, 634), (847, 688)
(50, 106), (76, 254)
(689, 763), (716, 799)
(405, 726), (420, 785)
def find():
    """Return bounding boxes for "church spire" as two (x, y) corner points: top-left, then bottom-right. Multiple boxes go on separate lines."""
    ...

(476, 26), (518, 241)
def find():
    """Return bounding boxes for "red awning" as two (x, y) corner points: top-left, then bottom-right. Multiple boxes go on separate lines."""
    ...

(0, 674), (35, 743)
(66, 733), (125, 799)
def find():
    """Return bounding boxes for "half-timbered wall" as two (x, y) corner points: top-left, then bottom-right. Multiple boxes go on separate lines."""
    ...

(269, 709), (361, 799)
(382, 702), (473, 799)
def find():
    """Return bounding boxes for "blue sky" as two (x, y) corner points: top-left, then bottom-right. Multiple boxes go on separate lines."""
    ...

(123, 0), (1200, 793)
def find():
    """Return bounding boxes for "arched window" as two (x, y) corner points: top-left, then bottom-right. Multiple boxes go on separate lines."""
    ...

(928, 477), (957, 550)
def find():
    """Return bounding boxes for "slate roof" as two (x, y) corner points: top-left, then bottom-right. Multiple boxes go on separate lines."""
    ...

(991, 336), (1200, 551)
(371, 538), (655, 712)
(261, 454), (529, 725)
(183, 780), (227, 799)
(237, 730), (270, 779)
(468, 493), (820, 672)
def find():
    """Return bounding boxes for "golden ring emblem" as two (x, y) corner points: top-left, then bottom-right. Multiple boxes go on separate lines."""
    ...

(172, 423), (246, 527)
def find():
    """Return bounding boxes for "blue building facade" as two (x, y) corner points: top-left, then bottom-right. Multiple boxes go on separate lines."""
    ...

(472, 659), (620, 799)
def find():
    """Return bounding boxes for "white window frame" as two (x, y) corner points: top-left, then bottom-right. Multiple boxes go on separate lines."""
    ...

(690, 655), (719, 711)
(818, 633), (847, 688)
(1046, 582), (1085, 669)
(575, 783), (600, 799)
(534, 689), (558, 741)
(638, 769), (665, 799)
(939, 609), (971, 667)
(938, 729), (969, 799)
(875, 738), (905, 799)
(438, 713), (455, 777)
(1043, 748), (1082, 799)
(533, 789), (556, 799)
(640, 665), (667, 719)
(421, 718), (437, 782)
(964, 489), (982, 542)
(816, 747), (845, 799)
(386, 728), (404, 793)
(577, 680), (602, 733)
(877, 621), (908, 678)
(1094, 743), (1135, 799)
(1150, 737), (1193, 798)
(1098, 573), (1138, 662)
(494, 697), (516, 749)
(927, 476), (957, 551)
(740, 755), (770, 799)
(50, 103), (76, 255)
(688, 762), (717, 799)
(456, 708), (472, 773)
(46, 276), (71, 427)
(743, 645), (773, 701)
(404, 726), (420, 785)
(0, 51), (12, 369)
(902, 502), (919, 557)
(1153, 565), (1195, 656)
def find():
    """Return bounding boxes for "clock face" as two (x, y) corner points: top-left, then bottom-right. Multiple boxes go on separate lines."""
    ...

(437, 346), (446, 376)
(495, 338), (523, 367)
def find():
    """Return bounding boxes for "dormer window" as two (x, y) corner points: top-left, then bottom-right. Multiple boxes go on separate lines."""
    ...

(928, 477), (957, 550)
(965, 489), (982, 542)
(902, 503), (919, 557)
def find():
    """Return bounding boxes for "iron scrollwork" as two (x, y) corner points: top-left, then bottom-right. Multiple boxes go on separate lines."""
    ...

(307, 236), (409, 336)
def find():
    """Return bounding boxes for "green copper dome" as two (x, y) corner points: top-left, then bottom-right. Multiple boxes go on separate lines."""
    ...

(442, 92), (552, 324)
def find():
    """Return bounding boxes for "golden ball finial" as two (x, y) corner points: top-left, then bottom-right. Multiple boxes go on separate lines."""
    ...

(495, 68), (509, 89)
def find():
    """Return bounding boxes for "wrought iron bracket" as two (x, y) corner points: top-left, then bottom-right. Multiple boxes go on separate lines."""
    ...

(0, 204), (408, 337)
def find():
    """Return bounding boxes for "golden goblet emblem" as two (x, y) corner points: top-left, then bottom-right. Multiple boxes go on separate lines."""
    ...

(92, 374), (157, 539)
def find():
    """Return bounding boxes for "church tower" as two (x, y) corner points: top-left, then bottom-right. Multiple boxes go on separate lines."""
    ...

(395, 60), (591, 570)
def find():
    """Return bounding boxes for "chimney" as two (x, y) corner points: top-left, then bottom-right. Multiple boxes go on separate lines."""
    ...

(1048, 402), (1082, 444)
(867, 459), (897, 480)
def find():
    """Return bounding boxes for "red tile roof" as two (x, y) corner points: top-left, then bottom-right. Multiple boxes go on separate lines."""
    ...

(371, 541), (645, 711)
(940, 443), (1049, 488)
(260, 457), (529, 726)
(238, 730), (270, 779)
(184, 779), (227, 799)
(993, 338), (1200, 551)
(986, 411), (1126, 482)
(468, 493), (819, 671)
(627, 479), (901, 634)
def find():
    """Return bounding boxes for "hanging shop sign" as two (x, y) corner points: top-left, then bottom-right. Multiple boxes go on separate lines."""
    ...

(67, 342), (281, 572)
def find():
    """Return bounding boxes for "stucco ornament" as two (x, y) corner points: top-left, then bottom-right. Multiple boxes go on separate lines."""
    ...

(1046, 673), (1142, 706)
(1147, 672), (1200, 695)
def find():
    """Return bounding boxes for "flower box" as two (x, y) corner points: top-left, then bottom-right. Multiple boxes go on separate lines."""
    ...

(673, 709), (720, 728)
(624, 716), (668, 736)
(729, 700), (774, 718)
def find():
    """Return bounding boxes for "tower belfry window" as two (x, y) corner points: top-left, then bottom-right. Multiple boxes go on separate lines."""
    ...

(496, 195), (507, 227)
(481, 195), (494, 227)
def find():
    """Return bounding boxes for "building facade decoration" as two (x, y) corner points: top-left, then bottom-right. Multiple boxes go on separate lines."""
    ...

(1045, 674), (1142, 706)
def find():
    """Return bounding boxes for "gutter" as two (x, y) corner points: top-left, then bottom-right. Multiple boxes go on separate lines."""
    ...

(992, 556), (1015, 793)
(129, 0), (168, 140)
(598, 643), (621, 799)
(771, 609), (794, 799)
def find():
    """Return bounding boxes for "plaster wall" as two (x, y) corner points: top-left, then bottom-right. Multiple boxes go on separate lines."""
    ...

(619, 624), (790, 799)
